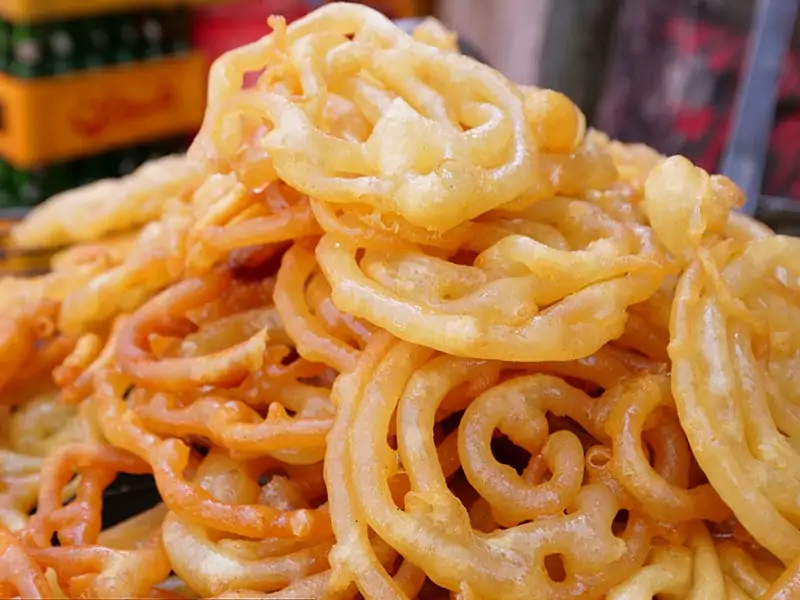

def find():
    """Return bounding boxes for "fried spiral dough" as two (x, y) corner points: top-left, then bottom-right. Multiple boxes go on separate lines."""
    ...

(4, 3), (800, 599)
(325, 332), (735, 600)
(316, 194), (668, 361)
(189, 3), (649, 360)
(605, 522), (789, 599)
(9, 155), (206, 250)
(191, 3), (611, 233)
(643, 158), (800, 566)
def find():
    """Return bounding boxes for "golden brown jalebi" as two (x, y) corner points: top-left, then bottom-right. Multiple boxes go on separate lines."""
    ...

(315, 194), (669, 361)
(2, 3), (800, 598)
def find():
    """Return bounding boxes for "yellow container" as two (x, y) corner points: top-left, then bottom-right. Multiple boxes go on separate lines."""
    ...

(0, 0), (224, 24)
(0, 52), (207, 169)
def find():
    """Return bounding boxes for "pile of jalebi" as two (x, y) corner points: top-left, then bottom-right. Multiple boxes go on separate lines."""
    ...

(1, 3), (799, 598)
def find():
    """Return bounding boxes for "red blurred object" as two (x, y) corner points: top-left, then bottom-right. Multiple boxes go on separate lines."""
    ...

(595, 1), (800, 201)
(191, 1), (314, 66)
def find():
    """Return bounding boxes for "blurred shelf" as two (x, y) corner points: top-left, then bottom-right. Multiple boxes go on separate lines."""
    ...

(0, 10), (194, 79)
(0, 52), (206, 169)
(0, 0), (225, 25)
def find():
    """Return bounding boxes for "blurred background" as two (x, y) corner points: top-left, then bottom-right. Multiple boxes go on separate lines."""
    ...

(0, 0), (797, 224)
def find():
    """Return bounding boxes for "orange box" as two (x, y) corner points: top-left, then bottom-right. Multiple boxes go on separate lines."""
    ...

(0, 0), (225, 23)
(349, 0), (433, 18)
(0, 52), (207, 169)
